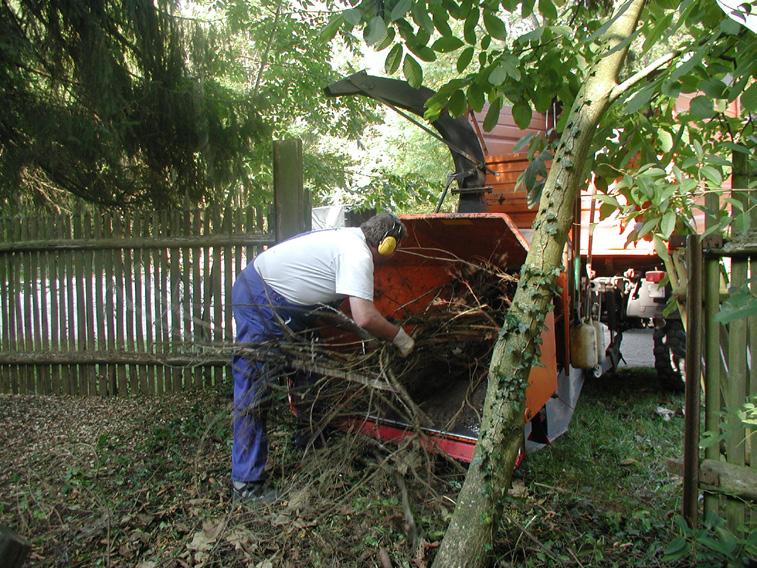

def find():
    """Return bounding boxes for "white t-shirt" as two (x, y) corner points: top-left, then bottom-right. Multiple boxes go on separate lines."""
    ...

(253, 228), (374, 305)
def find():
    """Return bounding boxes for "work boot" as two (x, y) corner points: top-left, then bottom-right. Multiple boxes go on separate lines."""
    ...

(232, 480), (279, 504)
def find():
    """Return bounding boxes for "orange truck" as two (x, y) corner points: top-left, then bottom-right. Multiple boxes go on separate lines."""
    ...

(322, 71), (680, 460)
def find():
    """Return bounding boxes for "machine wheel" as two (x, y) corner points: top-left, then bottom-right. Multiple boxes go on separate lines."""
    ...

(653, 319), (686, 391)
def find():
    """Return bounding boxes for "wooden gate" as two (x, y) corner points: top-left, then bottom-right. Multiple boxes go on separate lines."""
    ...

(683, 233), (756, 534)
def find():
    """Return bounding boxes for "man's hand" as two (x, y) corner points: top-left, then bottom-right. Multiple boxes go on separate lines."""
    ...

(392, 327), (415, 357)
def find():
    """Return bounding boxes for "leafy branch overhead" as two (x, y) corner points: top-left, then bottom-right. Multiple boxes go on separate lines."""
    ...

(323, 0), (754, 240)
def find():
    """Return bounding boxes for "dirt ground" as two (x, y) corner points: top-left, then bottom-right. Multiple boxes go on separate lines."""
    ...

(0, 389), (460, 567)
(1, 364), (708, 567)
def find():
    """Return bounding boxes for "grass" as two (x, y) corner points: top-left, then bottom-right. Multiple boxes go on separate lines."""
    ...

(495, 367), (687, 566)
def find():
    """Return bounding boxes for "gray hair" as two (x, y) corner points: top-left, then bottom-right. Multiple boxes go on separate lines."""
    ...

(360, 213), (407, 247)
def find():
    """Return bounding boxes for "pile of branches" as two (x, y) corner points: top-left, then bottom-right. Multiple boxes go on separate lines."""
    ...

(237, 255), (518, 438)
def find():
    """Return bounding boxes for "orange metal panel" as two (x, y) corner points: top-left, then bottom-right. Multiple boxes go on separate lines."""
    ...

(524, 312), (558, 421)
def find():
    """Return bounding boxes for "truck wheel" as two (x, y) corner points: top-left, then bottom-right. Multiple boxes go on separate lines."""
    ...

(653, 319), (686, 391)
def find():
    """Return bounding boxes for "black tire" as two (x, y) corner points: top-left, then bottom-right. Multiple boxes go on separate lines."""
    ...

(653, 319), (686, 391)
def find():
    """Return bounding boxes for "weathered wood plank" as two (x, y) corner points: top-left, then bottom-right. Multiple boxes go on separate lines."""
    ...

(159, 210), (173, 392)
(224, 206), (234, 381)
(0, 234), (273, 253)
(73, 213), (88, 394)
(169, 209), (182, 392)
(38, 216), (51, 394)
(122, 215), (137, 396)
(212, 205), (223, 386)
(155, 211), (168, 395)
(29, 216), (43, 394)
(143, 213), (156, 394)
(114, 216), (129, 395)
(0, 216), (10, 394)
(133, 213), (147, 395)
(201, 208), (213, 386)
(21, 217), (34, 393)
(93, 213), (108, 397)
(181, 207), (192, 389)
(191, 208), (202, 389)
(49, 214), (63, 395)
(668, 458), (757, 502)
(64, 215), (77, 394)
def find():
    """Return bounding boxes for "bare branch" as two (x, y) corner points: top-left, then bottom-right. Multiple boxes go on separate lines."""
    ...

(609, 49), (680, 102)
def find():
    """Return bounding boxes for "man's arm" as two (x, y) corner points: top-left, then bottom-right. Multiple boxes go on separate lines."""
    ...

(349, 297), (400, 341)
(348, 297), (415, 357)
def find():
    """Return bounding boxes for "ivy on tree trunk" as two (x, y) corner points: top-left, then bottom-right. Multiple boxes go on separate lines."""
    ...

(431, 1), (647, 566)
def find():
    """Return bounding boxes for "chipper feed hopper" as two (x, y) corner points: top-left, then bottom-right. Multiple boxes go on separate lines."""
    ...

(345, 213), (560, 461)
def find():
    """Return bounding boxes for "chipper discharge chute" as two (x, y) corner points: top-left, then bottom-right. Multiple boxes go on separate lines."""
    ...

(303, 213), (558, 462)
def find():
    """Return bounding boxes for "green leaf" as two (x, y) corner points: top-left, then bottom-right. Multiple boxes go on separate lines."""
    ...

(411, 3), (435, 34)
(636, 217), (657, 240)
(642, 13), (673, 54)
(657, 130), (673, 153)
(431, 8), (453, 36)
(513, 133), (535, 153)
(538, 0), (558, 19)
(488, 64), (507, 85)
(624, 85), (655, 114)
(719, 16), (742, 35)
(662, 537), (689, 561)
(319, 14), (344, 42)
(670, 51), (702, 81)
(385, 44), (404, 74)
(467, 82), (485, 112)
(700, 165), (722, 186)
(364, 16), (388, 46)
(489, 55), (519, 85)
(448, 89), (468, 117)
(343, 8), (363, 26)
(512, 101), (532, 129)
(374, 27), (396, 51)
(653, 235), (671, 265)
(457, 47), (474, 72)
(742, 82), (757, 113)
(432, 35), (464, 53)
(403, 54), (423, 88)
(660, 210), (676, 238)
(483, 97), (503, 131)
(407, 42), (437, 62)
(390, 0), (412, 21)
(464, 10), (479, 44)
(700, 78), (726, 99)
(483, 11), (507, 40)
(521, 0), (536, 18)
(689, 95), (715, 119)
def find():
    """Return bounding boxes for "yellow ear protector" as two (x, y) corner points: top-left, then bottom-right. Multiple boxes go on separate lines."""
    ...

(377, 216), (402, 256)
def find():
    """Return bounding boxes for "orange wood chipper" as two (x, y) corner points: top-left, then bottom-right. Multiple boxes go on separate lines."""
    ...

(314, 71), (680, 461)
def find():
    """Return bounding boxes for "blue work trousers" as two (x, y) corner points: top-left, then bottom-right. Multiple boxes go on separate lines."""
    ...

(231, 264), (302, 483)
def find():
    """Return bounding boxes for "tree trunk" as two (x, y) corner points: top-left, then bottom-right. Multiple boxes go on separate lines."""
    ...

(431, 2), (646, 566)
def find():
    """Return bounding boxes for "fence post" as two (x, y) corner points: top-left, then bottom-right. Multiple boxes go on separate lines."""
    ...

(724, 151), (750, 532)
(683, 234), (703, 528)
(273, 139), (311, 242)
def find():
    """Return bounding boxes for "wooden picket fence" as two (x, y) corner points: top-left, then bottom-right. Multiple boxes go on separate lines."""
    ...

(0, 205), (275, 395)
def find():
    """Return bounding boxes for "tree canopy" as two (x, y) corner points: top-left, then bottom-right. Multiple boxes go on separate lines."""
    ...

(0, 0), (384, 211)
